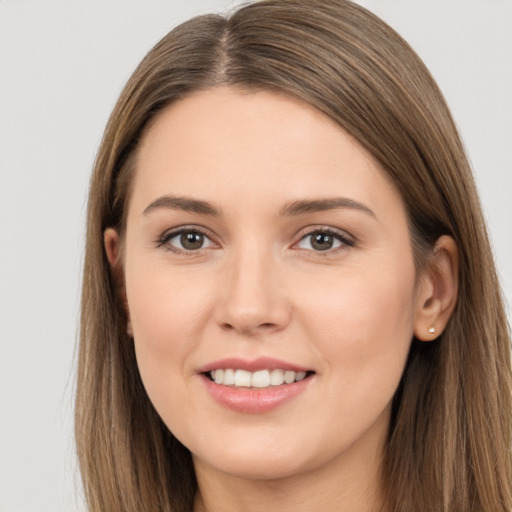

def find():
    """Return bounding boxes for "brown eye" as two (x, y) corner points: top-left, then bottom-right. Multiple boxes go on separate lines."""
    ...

(296, 229), (353, 252)
(180, 231), (205, 250)
(310, 232), (335, 251)
(160, 228), (215, 252)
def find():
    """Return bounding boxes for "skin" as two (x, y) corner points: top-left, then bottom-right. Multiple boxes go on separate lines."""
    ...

(105, 87), (458, 512)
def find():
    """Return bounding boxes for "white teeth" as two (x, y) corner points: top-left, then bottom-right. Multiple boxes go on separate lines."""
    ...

(295, 371), (307, 382)
(284, 370), (296, 384)
(270, 369), (285, 386)
(223, 368), (235, 385)
(209, 368), (310, 388)
(234, 369), (252, 387)
(251, 370), (270, 388)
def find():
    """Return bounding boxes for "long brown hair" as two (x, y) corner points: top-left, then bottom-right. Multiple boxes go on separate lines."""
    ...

(76, 1), (512, 510)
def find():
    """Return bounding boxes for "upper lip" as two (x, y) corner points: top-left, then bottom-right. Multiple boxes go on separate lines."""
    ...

(196, 357), (312, 374)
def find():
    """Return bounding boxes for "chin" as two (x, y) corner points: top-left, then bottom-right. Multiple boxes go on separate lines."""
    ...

(196, 451), (310, 481)
(189, 429), (331, 482)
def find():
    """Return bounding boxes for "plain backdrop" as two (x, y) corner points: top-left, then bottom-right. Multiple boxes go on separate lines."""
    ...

(0, 1), (510, 510)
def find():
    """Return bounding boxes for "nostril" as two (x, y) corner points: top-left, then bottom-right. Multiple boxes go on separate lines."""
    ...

(219, 321), (278, 333)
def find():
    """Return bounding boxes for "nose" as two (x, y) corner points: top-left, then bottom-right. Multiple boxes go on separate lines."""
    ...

(214, 245), (291, 336)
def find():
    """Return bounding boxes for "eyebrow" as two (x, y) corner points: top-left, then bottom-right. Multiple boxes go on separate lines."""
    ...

(142, 195), (375, 218)
(279, 198), (376, 218)
(143, 196), (221, 216)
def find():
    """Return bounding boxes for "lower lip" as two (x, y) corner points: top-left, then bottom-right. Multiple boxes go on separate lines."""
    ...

(201, 374), (313, 413)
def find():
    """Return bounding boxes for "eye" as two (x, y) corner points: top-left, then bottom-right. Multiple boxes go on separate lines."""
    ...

(296, 229), (354, 252)
(158, 228), (215, 253)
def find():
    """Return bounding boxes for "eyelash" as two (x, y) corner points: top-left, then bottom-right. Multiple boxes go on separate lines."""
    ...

(155, 225), (356, 255)
(295, 227), (356, 255)
(156, 226), (214, 256)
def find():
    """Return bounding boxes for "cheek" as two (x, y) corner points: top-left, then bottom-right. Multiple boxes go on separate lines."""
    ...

(298, 258), (417, 382)
(124, 260), (213, 395)
(127, 253), (212, 332)
(287, 259), (417, 452)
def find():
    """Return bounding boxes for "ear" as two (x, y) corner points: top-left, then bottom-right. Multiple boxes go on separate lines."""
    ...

(104, 228), (133, 337)
(104, 227), (121, 267)
(414, 235), (459, 341)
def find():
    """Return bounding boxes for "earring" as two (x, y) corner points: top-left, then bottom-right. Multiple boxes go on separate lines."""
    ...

(428, 327), (436, 334)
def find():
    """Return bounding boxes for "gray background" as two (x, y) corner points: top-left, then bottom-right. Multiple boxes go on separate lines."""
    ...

(1, 1), (510, 510)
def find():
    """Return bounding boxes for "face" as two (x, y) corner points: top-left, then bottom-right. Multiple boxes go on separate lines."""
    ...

(114, 87), (424, 482)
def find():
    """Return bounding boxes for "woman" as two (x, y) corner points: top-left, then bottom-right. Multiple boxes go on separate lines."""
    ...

(76, 1), (512, 510)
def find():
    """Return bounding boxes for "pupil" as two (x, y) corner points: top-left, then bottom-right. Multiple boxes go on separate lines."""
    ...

(312, 233), (333, 251)
(181, 232), (203, 250)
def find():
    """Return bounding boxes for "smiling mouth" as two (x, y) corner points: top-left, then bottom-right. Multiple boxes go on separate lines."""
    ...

(205, 369), (315, 389)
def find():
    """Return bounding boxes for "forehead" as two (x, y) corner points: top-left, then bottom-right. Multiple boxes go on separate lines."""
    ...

(130, 86), (402, 218)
